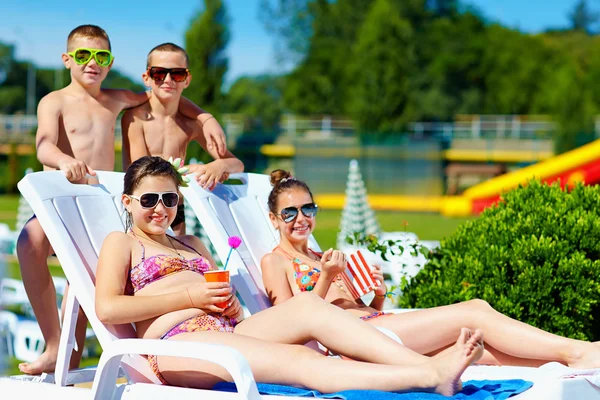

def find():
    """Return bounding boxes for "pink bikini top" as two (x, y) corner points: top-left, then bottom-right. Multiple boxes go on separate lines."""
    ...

(127, 232), (214, 294)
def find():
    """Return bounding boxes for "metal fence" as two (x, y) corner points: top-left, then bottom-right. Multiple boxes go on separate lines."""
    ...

(294, 137), (444, 196)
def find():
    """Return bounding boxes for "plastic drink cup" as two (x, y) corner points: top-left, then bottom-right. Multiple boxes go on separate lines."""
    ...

(204, 270), (230, 308)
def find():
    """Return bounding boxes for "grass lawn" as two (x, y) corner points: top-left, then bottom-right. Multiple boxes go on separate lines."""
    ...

(0, 194), (474, 376)
(0, 194), (19, 230)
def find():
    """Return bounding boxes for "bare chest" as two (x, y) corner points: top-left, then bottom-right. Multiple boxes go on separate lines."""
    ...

(60, 100), (118, 140)
(142, 117), (196, 159)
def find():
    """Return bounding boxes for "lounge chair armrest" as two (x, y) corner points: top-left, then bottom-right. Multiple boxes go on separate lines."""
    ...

(92, 338), (261, 400)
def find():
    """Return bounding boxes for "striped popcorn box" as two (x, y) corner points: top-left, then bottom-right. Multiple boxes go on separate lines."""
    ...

(339, 250), (377, 299)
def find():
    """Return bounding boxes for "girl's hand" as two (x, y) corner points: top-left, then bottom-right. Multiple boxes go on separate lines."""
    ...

(222, 295), (244, 320)
(186, 281), (232, 313)
(371, 264), (387, 296)
(320, 249), (347, 277)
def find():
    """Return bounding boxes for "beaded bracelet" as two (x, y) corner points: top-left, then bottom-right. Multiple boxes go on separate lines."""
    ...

(374, 293), (387, 299)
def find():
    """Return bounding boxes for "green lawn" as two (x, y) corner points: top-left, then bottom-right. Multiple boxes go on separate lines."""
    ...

(0, 194), (19, 230)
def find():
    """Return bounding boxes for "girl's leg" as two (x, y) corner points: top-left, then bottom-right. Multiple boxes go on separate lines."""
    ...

(157, 329), (484, 395)
(368, 299), (600, 368)
(235, 292), (431, 366)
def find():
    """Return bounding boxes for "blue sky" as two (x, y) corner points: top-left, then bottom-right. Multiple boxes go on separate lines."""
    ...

(0, 0), (581, 86)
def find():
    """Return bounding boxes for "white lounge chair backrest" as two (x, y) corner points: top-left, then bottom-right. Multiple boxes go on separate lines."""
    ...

(17, 171), (264, 399)
(17, 171), (158, 384)
(180, 173), (321, 315)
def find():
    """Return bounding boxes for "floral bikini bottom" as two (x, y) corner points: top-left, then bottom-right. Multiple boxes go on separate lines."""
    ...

(148, 313), (237, 385)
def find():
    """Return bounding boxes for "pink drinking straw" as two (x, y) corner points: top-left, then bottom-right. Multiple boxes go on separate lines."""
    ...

(223, 236), (242, 270)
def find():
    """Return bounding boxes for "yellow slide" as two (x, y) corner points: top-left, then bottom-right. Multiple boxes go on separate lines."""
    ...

(441, 139), (600, 216)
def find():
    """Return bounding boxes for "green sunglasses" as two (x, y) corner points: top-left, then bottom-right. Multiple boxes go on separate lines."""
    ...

(67, 48), (114, 67)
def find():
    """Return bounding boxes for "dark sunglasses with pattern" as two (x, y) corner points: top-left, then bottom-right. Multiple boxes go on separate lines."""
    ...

(147, 67), (190, 83)
(278, 203), (319, 223)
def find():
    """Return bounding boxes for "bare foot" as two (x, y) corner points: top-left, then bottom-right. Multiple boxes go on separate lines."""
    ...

(18, 350), (57, 375)
(433, 327), (472, 359)
(432, 329), (484, 396)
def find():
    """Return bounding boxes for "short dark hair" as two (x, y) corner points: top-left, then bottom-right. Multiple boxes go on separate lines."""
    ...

(67, 25), (111, 51)
(146, 42), (189, 68)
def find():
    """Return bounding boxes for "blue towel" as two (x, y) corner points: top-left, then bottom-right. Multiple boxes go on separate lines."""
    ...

(213, 379), (533, 400)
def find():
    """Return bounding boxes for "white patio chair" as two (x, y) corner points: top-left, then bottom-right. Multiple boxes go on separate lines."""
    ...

(0, 310), (18, 357)
(0, 278), (29, 307)
(13, 318), (45, 362)
(6, 170), (301, 400)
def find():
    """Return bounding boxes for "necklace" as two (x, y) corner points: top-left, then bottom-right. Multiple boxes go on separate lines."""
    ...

(166, 235), (184, 259)
(132, 230), (184, 259)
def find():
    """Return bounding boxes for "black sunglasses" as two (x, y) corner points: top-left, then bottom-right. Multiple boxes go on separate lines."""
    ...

(278, 203), (318, 223)
(147, 67), (189, 82)
(129, 192), (179, 209)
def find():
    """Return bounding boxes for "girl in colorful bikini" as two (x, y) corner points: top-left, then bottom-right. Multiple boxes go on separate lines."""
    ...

(95, 155), (486, 394)
(261, 169), (600, 369)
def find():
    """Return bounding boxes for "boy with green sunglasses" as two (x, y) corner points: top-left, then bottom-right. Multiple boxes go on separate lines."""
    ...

(16, 24), (228, 376)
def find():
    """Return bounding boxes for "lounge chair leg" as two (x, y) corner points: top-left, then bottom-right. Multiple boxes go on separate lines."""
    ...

(54, 289), (78, 386)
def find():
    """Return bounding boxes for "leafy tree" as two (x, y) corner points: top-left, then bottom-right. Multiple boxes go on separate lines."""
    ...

(0, 42), (14, 85)
(348, 0), (414, 133)
(259, 0), (313, 67)
(225, 74), (284, 131)
(405, 12), (487, 122)
(480, 25), (549, 115)
(426, 0), (459, 17)
(102, 69), (145, 92)
(184, 0), (229, 111)
(569, 0), (599, 34)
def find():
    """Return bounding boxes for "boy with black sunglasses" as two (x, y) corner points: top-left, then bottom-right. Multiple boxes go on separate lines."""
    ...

(16, 25), (228, 376)
(121, 42), (244, 235)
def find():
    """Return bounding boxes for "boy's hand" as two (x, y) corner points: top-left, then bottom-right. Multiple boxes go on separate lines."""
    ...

(189, 161), (227, 191)
(58, 159), (96, 183)
(202, 117), (227, 157)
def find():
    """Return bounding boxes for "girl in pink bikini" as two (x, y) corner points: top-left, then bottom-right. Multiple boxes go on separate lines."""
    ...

(262, 169), (600, 369)
(95, 156), (485, 394)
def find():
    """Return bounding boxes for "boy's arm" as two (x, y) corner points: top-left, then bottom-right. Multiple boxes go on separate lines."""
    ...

(35, 95), (96, 182)
(178, 96), (227, 157)
(109, 89), (152, 110)
(187, 125), (244, 190)
(110, 89), (226, 157)
(121, 110), (149, 171)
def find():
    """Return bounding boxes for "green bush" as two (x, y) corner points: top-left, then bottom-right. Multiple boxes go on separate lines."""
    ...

(399, 180), (600, 341)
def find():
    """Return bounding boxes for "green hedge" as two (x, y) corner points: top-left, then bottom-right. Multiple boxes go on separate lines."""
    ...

(399, 180), (600, 341)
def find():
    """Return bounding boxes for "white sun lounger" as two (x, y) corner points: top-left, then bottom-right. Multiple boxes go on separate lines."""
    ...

(2, 170), (305, 400)
(179, 172), (600, 400)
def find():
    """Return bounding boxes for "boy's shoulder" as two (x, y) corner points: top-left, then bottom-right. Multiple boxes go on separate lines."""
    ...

(37, 88), (70, 111)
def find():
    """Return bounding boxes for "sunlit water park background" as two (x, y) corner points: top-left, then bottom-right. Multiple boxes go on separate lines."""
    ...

(2, 0), (600, 377)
